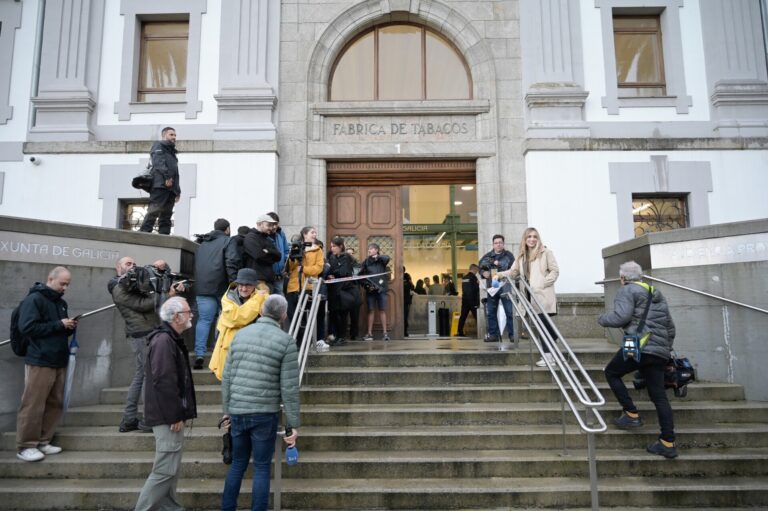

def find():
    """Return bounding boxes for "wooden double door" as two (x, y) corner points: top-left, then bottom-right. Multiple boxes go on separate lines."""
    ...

(328, 186), (402, 338)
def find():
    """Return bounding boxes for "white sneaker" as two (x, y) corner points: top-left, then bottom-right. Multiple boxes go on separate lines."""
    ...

(535, 353), (555, 367)
(38, 443), (62, 455)
(315, 340), (330, 352)
(17, 448), (44, 462)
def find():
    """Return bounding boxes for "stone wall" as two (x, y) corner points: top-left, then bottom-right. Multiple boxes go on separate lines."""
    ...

(0, 217), (197, 432)
(602, 219), (768, 401)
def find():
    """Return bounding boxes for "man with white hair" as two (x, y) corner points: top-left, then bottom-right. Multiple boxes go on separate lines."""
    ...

(599, 261), (678, 459)
(220, 294), (300, 511)
(135, 296), (197, 511)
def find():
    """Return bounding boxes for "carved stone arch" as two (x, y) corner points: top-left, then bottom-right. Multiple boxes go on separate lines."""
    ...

(306, 0), (497, 105)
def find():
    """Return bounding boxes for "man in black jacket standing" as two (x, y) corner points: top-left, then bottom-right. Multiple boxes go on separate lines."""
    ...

(457, 264), (480, 337)
(193, 218), (240, 368)
(140, 127), (179, 235)
(135, 296), (197, 511)
(479, 234), (516, 342)
(15, 267), (76, 462)
(243, 214), (282, 292)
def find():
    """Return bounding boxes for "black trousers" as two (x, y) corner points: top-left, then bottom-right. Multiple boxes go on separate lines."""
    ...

(140, 188), (176, 234)
(403, 302), (411, 336)
(604, 350), (675, 442)
(457, 302), (477, 335)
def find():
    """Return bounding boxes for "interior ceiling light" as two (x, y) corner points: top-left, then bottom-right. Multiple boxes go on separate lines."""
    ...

(460, 185), (474, 191)
(454, 201), (463, 205)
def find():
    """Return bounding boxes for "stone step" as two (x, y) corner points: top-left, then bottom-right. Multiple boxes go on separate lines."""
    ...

(6, 423), (768, 452)
(99, 381), (744, 405)
(2, 448), (767, 480)
(0, 476), (766, 509)
(302, 342), (615, 367)
(58, 401), (768, 428)
(301, 365), (623, 386)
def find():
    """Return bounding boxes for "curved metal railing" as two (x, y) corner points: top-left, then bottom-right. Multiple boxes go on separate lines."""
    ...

(502, 276), (606, 511)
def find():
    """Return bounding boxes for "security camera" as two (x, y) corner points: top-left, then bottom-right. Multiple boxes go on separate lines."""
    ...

(28, 156), (41, 166)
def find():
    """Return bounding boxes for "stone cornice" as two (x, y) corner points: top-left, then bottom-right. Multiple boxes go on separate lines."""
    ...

(312, 100), (491, 116)
(524, 137), (768, 153)
(23, 139), (278, 154)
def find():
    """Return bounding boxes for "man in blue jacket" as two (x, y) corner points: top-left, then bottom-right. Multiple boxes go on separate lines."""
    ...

(15, 267), (77, 462)
(267, 212), (289, 295)
(139, 127), (179, 235)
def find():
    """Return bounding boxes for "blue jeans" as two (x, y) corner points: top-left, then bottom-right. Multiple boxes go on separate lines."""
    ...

(194, 295), (220, 357)
(486, 292), (514, 339)
(222, 413), (279, 511)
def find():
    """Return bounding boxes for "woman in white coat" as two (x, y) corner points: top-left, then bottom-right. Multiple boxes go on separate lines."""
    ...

(499, 227), (560, 367)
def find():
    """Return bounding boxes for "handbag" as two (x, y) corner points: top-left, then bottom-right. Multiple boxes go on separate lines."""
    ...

(218, 417), (232, 465)
(131, 154), (154, 192)
(622, 287), (653, 361)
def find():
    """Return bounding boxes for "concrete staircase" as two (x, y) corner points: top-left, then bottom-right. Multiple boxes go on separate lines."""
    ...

(2, 338), (768, 509)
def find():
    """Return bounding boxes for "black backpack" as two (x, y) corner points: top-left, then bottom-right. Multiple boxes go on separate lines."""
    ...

(10, 301), (30, 357)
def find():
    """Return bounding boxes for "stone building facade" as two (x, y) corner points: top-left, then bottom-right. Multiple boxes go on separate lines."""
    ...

(0, 0), (767, 302)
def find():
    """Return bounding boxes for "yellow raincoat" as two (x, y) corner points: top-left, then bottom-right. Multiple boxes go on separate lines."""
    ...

(208, 285), (268, 380)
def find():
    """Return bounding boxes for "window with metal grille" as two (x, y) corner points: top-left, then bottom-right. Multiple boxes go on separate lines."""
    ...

(632, 194), (688, 237)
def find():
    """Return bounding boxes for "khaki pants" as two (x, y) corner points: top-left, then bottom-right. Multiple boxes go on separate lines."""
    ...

(135, 424), (185, 511)
(16, 365), (66, 450)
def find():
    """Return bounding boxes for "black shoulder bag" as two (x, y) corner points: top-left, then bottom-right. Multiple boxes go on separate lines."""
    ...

(622, 287), (653, 362)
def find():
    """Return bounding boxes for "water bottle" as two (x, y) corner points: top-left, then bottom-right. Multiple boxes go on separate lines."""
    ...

(285, 427), (298, 466)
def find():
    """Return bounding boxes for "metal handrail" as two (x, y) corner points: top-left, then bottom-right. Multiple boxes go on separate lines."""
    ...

(275, 275), (323, 510)
(596, 275), (768, 315)
(0, 303), (116, 347)
(502, 276), (606, 511)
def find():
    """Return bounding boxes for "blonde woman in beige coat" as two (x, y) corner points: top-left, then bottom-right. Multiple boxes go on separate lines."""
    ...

(498, 227), (560, 367)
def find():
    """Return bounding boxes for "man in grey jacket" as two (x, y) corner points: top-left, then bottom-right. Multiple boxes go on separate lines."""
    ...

(599, 261), (678, 458)
(220, 294), (300, 511)
(109, 257), (180, 433)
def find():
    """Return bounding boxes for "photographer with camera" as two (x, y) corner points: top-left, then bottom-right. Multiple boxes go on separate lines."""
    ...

(479, 234), (516, 343)
(192, 218), (240, 369)
(108, 257), (184, 433)
(599, 261), (678, 458)
(243, 215), (282, 292)
(266, 212), (289, 296)
(286, 227), (324, 342)
(360, 243), (391, 341)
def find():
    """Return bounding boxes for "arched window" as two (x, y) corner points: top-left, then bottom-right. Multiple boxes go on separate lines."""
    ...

(330, 24), (472, 101)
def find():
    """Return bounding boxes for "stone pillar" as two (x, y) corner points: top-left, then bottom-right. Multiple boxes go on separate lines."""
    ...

(0, 1), (22, 125)
(520, 0), (589, 137)
(700, 0), (768, 136)
(213, 0), (279, 140)
(29, 0), (104, 141)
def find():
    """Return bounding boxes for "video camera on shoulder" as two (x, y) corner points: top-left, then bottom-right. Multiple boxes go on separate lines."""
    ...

(289, 235), (312, 262)
(123, 264), (193, 296)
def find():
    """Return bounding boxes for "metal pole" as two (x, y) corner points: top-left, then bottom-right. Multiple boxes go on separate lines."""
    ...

(587, 431), (599, 511)
(560, 391), (567, 455)
(273, 428), (283, 511)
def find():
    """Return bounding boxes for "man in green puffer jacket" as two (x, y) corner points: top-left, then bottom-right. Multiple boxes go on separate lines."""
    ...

(220, 294), (300, 511)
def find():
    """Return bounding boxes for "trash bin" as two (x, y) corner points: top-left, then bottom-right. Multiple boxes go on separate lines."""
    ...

(438, 301), (450, 337)
(427, 301), (438, 336)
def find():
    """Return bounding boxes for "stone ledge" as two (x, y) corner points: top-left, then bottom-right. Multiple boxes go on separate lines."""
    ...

(524, 137), (768, 152)
(601, 218), (768, 258)
(0, 215), (198, 251)
(23, 140), (278, 154)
